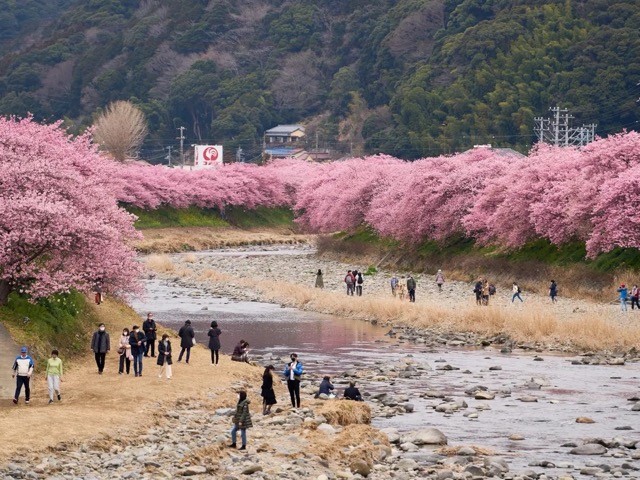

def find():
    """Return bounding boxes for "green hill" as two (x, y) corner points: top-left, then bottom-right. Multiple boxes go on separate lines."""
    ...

(0, 0), (638, 159)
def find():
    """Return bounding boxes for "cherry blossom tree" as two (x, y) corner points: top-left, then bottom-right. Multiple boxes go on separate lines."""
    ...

(0, 117), (141, 305)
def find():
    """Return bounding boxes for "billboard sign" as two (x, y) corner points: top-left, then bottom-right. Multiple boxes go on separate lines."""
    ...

(194, 145), (223, 168)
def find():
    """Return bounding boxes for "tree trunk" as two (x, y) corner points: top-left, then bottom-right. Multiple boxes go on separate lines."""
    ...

(0, 280), (10, 306)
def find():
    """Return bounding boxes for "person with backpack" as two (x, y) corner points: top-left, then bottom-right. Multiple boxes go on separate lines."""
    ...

(407, 275), (417, 302)
(617, 284), (629, 312)
(143, 313), (157, 358)
(356, 272), (364, 296)
(12, 346), (34, 405)
(512, 282), (523, 303)
(435, 269), (445, 291)
(344, 270), (355, 296)
(90, 323), (110, 374)
(129, 325), (146, 377)
(229, 390), (252, 450)
(549, 280), (558, 303)
(284, 353), (303, 408)
(390, 275), (399, 296)
(631, 285), (640, 310)
(45, 349), (63, 404)
(208, 321), (222, 365)
(177, 320), (195, 364)
(157, 333), (173, 380)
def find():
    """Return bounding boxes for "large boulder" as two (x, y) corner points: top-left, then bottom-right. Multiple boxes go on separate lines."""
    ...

(570, 444), (607, 455)
(400, 428), (448, 446)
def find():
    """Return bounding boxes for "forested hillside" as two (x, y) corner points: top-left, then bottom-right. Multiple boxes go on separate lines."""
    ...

(0, 0), (638, 160)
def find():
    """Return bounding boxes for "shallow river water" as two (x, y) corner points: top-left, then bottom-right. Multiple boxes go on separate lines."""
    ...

(131, 256), (639, 476)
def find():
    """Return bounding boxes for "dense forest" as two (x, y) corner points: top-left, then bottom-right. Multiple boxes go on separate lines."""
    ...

(0, 0), (638, 161)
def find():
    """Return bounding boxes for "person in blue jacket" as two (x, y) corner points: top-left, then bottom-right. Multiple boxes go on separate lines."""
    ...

(283, 353), (303, 408)
(12, 346), (34, 405)
(617, 284), (629, 312)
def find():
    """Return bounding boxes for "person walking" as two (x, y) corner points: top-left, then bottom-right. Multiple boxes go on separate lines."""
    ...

(481, 279), (490, 306)
(435, 269), (445, 291)
(157, 333), (173, 380)
(91, 323), (110, 374)
(344, 381), (363, 401)
(390, 275), (399, 297)
(315, 269), (324, 289)
(631, 285), (640, 310)
(344, 270), (355, 296)
(118, 327), (132, 375)
(177, 320), (195, 364)
(512, 282), (523, 303)
(397, 278), (407, 300)
(407, 275), (417, 302)
(143, 313), (157, 358)
(356, 272), (364, 296)
(549, 280), (558, 303)
(617, 284), (629, 312)
(260, 365), (277, 415)
(474, 280), (483, 305)
(208, 321), (222, 365)
(45, 349), (63, 404)
(12, 347), (34, 405)
(129, 325), (146, 377)
(229, 390), (252, 450)
(231, 340), (250, 363)
(284, 353), (303, 409)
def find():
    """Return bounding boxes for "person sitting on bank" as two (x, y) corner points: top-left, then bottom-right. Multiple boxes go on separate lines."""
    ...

(344, 381), (363, 401)
(231, 340), (250, 363)
(316, 375), (335, 398)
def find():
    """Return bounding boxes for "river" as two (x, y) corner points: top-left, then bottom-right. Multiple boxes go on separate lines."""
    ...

(131, 252), (640, 476)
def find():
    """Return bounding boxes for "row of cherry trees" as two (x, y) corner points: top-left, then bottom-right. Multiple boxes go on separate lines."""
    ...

(2, 116), (638, 304)
(114, 131), (640, 258)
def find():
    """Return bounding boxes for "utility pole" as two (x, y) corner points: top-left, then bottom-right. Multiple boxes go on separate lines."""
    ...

(165, 146), (173, 167)
(534, 106), (596, 147)
(177, 127), (186, 165)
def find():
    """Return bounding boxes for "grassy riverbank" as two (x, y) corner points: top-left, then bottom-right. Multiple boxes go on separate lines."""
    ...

(320, 228), (640, 301)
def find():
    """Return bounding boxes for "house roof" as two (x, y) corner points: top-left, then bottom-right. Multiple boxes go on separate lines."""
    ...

(265, 125), (305, 136)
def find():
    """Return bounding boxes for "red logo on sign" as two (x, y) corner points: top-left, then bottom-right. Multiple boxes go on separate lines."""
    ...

(203, 146), (219, 163)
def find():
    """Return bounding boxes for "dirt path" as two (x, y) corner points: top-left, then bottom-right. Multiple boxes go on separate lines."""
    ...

(0, 299), (260, 461)
(0, 322), (18, 399)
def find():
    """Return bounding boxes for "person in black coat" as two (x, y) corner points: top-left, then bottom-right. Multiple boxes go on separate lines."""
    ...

(261, 365), (277, 415)
(177, 320), (195, 364)
(208, 321), (222, 365)
(90, 323), (110, 374)
(143, 313), (157, 358)
(157, 334), (172, 380)
(344, 381), (363, 401)
(129, 325), (146, 377)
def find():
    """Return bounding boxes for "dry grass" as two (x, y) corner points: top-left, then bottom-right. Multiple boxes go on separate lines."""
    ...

(145, 254), (176, 272)
(317, 400), (372, 426)
(0, 298), (262, 462)
(306, 424), (390, 466)
(135, 227), (311, 254)
(438, 445), (496, 456)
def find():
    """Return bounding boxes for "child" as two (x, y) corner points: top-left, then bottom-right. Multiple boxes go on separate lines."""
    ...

(230, 390), (252, 450)
(46, 349), (63, 404)
(157, 334), (173, 380)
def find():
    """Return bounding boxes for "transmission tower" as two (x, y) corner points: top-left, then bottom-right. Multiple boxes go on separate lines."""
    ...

(534, 107), (596, 147)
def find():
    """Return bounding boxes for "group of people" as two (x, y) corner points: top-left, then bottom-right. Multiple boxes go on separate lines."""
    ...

(616, 284), (640, 311)
(317, 376), (363, 401)
(344, 270), (365, 296)
(390, 274), (417, 302)
(11, 346), (62, 405)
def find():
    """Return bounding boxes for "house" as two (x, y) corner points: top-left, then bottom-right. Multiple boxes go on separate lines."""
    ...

(264, 125), (305, 144)
(264, 147), (312, 161)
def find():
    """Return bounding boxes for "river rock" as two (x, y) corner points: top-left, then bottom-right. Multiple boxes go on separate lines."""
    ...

(349, 459), (371, 477)
(475, 391), (495, 400)
(518, 395), (539, 402)
(570, 444), (607, 455)
(631, 402), (640, 411)
(241, 465), (263, 475)
(400, 428), (448, 445)
(316, 423), (336, 435)
(509, 434), (525, 441)
(182, 466), (208, 476)
(576, 417), (595, 423)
